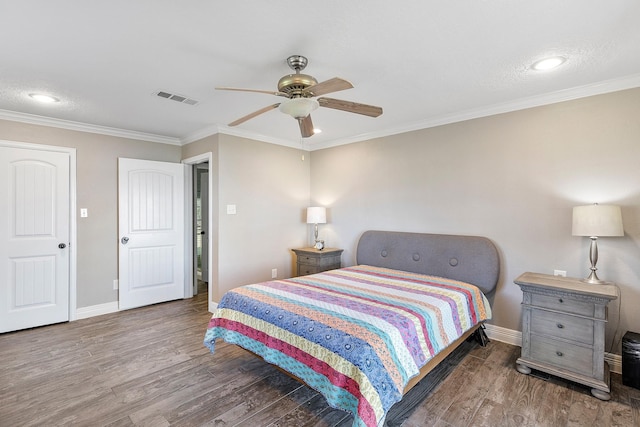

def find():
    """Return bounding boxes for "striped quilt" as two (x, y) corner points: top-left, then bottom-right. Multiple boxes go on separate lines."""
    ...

(203, 265), (492, 427)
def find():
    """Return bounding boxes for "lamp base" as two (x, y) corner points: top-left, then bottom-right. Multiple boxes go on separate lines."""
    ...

(581, 237), (608, 285)
(581, 270), (609, 285)
(580, 277), (608, 285)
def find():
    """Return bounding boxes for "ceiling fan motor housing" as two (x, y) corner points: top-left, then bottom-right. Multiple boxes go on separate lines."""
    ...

(277, 74), (318, 97)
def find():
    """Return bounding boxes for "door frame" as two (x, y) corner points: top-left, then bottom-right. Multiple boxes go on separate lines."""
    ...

(182, 152), (214, 311)
(194, 164), (209, 295)
(0, 139), (77, 320)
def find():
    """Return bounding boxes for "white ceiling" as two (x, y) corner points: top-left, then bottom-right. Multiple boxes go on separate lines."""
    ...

(2, 1), (640, 149)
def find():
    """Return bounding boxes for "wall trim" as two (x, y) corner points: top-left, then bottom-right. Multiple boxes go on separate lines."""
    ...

(484, 324), (622, 375)
(484, 323), (522, 347)
(75, 302), (119, 320)
(0, 109), (181, 145)
(4, 75), (638, 150)
(209, 301), (218, 313)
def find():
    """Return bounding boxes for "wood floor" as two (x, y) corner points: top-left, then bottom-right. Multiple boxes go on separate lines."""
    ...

(1, 290), (639, 427)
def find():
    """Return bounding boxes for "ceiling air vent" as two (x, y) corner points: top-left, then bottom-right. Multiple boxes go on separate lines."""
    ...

(154, 91), (199, 106)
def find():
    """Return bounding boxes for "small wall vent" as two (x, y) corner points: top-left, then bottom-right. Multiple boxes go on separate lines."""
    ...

(154, 91), (199, 106)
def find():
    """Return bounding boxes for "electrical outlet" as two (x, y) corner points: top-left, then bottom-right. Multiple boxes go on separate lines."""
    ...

(271, 268), (277, 279)
(554, 270), (566, 277)
(80, 208), (88, 218)
(113, 279), (119, 290)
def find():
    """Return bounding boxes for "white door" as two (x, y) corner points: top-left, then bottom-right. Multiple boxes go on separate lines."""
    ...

(118, 158), (185, 310)
(0, 147), (70, 333)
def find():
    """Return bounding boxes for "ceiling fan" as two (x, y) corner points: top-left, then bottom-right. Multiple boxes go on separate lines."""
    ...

(216, 55), (383, 138)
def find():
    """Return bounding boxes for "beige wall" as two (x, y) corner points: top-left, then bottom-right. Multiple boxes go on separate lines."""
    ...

(182, 134), (311, 300)
(3, 88), (638, 356)
(0, 122), (311, 311)
(0, 120), (182, 307)
(309, 88), (640, 354)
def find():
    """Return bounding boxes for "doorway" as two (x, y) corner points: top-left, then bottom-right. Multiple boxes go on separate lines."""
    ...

(182, 152), (215, 312)
(194, 163), (209, 296)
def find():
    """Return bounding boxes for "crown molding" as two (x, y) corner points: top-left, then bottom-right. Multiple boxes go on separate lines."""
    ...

(209, 125), (311, 151)
(308, 73), (640, 151)
(0, 109), (182, 145)
(2, 73), (639, 149)
(180, 124), (222, 145)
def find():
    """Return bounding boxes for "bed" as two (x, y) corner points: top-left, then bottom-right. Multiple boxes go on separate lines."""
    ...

(204, 230), (500, 426)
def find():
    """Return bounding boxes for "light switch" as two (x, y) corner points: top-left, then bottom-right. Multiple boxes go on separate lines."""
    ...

(80, 208), (88, 218)
(226, 204), (236, 215)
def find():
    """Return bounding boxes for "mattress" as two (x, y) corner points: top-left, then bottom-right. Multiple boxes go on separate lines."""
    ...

(204, 265), (492, 427)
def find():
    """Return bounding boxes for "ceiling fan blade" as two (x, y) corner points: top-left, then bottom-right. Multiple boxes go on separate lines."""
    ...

(318, 97), (383, 117)
(228, 104), (280, 126)
(302, 77), (354, 97)
(298, 115), (315, 138)
(216, 87), (289, 98)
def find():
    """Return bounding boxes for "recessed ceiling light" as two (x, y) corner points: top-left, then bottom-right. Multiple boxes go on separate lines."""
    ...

(531, 56), (566, 71)
(313, 128), (322, 134)
(29, 93), (60, 103)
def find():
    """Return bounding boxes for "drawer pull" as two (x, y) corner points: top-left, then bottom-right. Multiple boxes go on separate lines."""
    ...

(557, 323), (564, 329)
(556, 351), (563, 357)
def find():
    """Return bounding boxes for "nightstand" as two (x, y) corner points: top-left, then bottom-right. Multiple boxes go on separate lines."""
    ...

(514, 272), (618, 400)
(292, 247), (343, 276)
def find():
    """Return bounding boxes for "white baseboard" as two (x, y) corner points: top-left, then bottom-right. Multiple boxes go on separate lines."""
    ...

(605, 353), (622, 375)
(484, 323), (622, 375)
(485, 324), (522, 347)
(75, 301), (119, 320)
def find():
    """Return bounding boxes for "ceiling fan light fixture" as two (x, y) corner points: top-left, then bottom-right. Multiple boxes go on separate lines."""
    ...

(278, 97), (319, 119)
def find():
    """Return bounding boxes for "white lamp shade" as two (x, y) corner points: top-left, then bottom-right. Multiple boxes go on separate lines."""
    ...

(572, 204), (623, 237)
(306, 206), (326, 224)
(279, 98), (319, 119)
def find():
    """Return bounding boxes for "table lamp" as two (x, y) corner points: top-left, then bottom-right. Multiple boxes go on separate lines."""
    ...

(306, 207), (326, 250)
(572, 203), (623, 284)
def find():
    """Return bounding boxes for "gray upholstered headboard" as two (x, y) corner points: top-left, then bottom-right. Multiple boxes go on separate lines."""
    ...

(356, 230), (500, 294)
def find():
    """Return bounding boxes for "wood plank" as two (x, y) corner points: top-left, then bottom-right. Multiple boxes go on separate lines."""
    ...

(2, 289), (639, 427)
(467, 398), (508, 427)
(534, 380), (573, 426)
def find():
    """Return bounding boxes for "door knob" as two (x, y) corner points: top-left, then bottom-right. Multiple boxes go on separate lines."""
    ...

(121, 236), (129, 244)
(200, 231), (206, 235)
(58, 243), (67, 249)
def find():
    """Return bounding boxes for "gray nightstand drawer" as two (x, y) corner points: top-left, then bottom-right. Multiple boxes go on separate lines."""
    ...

(530, 308), (594, 345)
(298, 265), (322, 276)
(530, 334), (594, 377)
(531, 293), (595, 317)
(298, 255), (321, 266)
